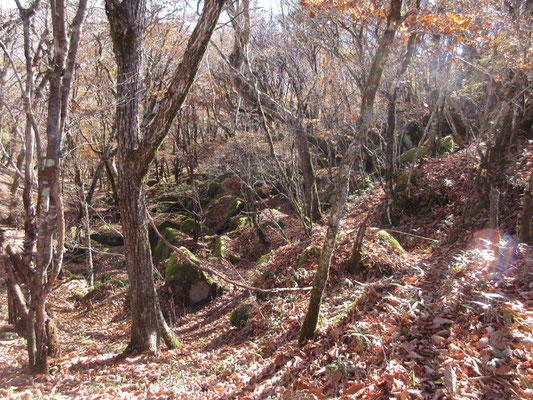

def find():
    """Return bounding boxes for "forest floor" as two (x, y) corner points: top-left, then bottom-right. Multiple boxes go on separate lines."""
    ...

(0, 143), (532, 399)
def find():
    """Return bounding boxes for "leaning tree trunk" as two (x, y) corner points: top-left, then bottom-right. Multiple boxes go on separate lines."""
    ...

(299, 0), (403, 346)
(106, 0), (227, 353)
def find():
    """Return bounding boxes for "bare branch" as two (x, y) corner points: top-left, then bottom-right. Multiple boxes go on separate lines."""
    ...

(147, 212), (312, 294)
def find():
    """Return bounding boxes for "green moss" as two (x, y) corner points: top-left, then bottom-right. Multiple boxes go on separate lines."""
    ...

(214, 235), (227, 258)
(165, 248), (217, 305)
(394, 170), (424, 193)
(180, 218), (196, 236)
(165, 249), (209, 287)
(404, 120), (423, 145)
(230, 304), (251, 328)
(376, 230), (403, 250)
(439, 135), (455, 154)
(298, 245), (321, 266)
(149, 220), (182, 251)
(262, 220), (285, 229)
(398, 146), (428, 164)
(90, 232), (124, 247)
(177, 246), (200, 265)
(228, 254), (240, 264)
(152, 227), (181, 262)
(68, 226), (79, 240)
(255, 254), (270, 267)
(208, 181), (223, 198)
(218, 198), (244, 232)
(228, 216), (249, 231)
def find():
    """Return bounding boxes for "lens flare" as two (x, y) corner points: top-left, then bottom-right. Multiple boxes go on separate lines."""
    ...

(468, 229), (517, 280)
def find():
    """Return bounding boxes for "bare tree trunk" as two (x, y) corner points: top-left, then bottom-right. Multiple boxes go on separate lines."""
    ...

(106, 0), (227, 353)
(105, 158), (119, 206)
(7, 149), (25, 223)
(299, 0), (403, 346)
(488, 185), (500, 230)
(518, 171), (533, 244)
(346, 213), (371, 274)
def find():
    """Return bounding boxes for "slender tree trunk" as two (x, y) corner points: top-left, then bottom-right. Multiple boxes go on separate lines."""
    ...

(105, 158), (119, 206)
(299, 143), (358, 345)
(518, 171), (533, 244)
(293, 121), (322, 221)
(299, 0), (403, 346)
(7, 149), (25, 223)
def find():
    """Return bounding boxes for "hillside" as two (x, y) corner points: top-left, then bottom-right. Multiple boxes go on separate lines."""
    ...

(1, 141), (532, 399)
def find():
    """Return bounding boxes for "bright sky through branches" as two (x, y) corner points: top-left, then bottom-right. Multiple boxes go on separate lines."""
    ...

(0, 0), (281, 13)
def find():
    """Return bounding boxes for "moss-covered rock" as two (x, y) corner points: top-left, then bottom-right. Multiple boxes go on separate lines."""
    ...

(404, 120), (424, 146)
(179, 218), (198, 236)
(149, 220), (182, 251)
(152, 227), (181, 262)
(230, 304), (251, 328)
(439, 135), (455, 154)
(398, 146), (428, 165)
(394, 170), (424, 193)
(205, 195), (245, 233)
(90, 231), (124, 247)
(261, 219), (285, 230)
(228, 254), (241, 264)
(255, 254), (270, 267)
(207, 181), (223, 198)
(376, 230), (403, 251)
(228, 216), (250, 231)
(214, 235), (228, 258)
(298, 245), (321, 266)
(165, 248), (218, 306)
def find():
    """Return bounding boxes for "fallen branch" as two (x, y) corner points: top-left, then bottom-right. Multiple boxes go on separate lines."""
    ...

(0, 325), (18, 334)
(147, 212), (312, 294)
(383, 228), (438, 243)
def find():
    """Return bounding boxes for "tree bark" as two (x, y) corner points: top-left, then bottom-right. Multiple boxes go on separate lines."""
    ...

(7, 148), (25, 223)
(518, 170), (533, 244)
(106, 0), (227, 353)
(299, 0), (403, 346)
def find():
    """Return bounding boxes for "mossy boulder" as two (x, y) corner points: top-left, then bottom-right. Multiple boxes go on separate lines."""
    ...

(90, 231), (124, 247)
(206, 195), (244, 233)
(149, 220), (182, 251)
(165, 248), (218, 306)
(298, 245), (321, 266)
(394, 170), (424, 193)
(228, 216), (250, 231)
(261, 219), (285, 230)
(179, 217), (208, 237)
(152, 227), (181, 263)
(230, 304), (251, 328)
(404, 121), (424, 147)
(376, 230), (403, 251)
(214, 235), (228, 258)
(207, 181), (223, 198)
(398, 146), (428, 165)
(255, 254), (270, 267)
(228, 254), (240, 264)
(438, 135), (455, 154)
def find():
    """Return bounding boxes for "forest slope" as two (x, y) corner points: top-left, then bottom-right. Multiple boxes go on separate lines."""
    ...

(0, 142), (532, 399)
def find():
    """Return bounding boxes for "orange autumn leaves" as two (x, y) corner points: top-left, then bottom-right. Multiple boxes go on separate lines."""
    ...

(301, 0), (496, 48)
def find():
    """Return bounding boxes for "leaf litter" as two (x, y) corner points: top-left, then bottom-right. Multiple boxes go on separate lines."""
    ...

(0, 145), (532, 399)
